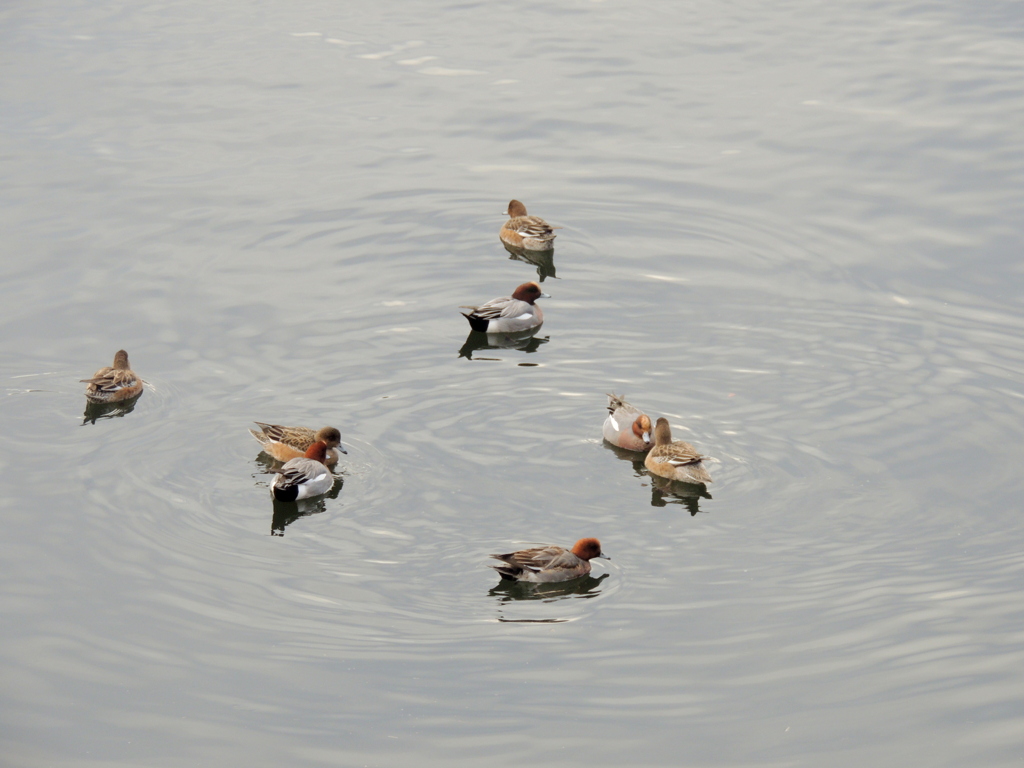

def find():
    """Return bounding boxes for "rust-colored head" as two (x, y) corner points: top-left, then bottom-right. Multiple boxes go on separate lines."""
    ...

(506, 199), (528, 218)
(511, 281), (545, 304)
(652, 417), (673, 446)
(571, 537), (608, 561)
(112, 350), (131, 370)
(633, 414), (653, 444)
(304, 441), (329, 463)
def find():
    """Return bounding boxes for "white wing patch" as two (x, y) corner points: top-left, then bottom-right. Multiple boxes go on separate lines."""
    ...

(609, 415), (620, 431)
(668, 457), (698, 466)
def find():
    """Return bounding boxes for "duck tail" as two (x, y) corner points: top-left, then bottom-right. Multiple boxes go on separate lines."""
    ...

(462, 312), (489, 333)
(606, 393), (625, 414)
(271, 481), (299, 502)
(491, 564), (521, 581)
(689, 463), (714, 484)
(249, 428), (270, 446)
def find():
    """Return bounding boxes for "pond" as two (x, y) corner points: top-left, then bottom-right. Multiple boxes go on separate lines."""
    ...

(2, 1), (1023, 766)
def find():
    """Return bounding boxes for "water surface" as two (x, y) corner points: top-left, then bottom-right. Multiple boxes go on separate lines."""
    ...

(2, 1), (1024, 766)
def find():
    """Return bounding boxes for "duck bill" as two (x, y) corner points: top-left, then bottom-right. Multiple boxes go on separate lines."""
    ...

(539, 292), (551, 299)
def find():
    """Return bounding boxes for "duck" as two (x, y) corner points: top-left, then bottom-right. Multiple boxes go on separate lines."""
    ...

(460, 281), (549, 333)
(269, 441), (335, 502)
(499, 199), (558, 251)
(490, 537), (608, 583)
(249, 422), (346, 466)
(81, 350), (143, 403)
(644, 417), (713, 484)
(603, 393), (653, 452)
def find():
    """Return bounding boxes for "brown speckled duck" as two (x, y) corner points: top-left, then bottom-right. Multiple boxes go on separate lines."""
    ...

(81, 350), (143, 403)
(499, 200), (558, 251)
(644, 417), (713, 484)
(249, 423), (346, 466)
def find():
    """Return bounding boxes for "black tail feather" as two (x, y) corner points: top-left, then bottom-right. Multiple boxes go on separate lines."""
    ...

(462, 312), (489, 333)
(272, 484), (299, 502)
(491, 565), (522, 581)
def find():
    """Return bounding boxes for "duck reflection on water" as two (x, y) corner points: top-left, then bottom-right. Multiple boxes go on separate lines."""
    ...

(489, 573), (608, 606)
(648, 473), (712, 516)
(81, 393), (142, 425)
(458, 327), (549, 360)
(254, 452), (344, 536)
(502, 242), (556, 282)
(602, 440), (650, 472)
(270, 495), (341, 536)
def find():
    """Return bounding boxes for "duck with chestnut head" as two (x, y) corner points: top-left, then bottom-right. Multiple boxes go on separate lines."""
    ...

(460, 281), (549, 333)
(269, 441), (335, 502)
(602, 393), (653, 452)
(490, 538), (609, 583)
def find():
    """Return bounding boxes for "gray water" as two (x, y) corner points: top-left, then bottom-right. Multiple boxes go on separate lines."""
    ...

(3, 1), (1024, 766)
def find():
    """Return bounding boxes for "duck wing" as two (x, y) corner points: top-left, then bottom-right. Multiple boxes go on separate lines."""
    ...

(461, 296), (533, 321)
(649, 440), (707, 467)
(253, 422), (316, 450)
(271, 457), (331, 490)
(492, 545), (573, 570)
(80, 367), (139, 396)
(510, 215), (555, 239)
